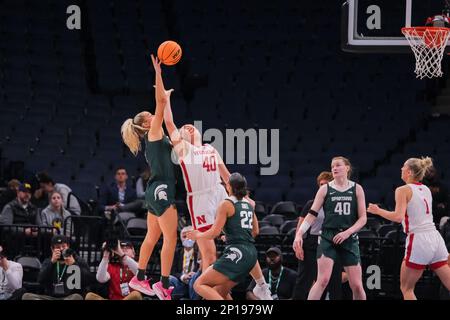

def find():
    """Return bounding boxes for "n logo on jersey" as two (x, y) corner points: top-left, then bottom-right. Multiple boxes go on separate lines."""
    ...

(224, 247), (243, 264)
(154, 184), (168, 201)
(196, 215), (207, 225)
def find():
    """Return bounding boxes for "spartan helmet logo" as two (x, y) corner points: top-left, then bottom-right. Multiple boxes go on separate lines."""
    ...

(224, 247), (243, 264)
(154, 184), (168, 201)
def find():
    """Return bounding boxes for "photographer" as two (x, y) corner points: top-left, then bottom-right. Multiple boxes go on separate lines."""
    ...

(22, 235), (93, 300)
(0, 245), (24, 300)
(85, 240), (142, 300)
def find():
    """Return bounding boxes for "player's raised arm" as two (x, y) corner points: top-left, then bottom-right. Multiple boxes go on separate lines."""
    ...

(149, 54), (167, 141)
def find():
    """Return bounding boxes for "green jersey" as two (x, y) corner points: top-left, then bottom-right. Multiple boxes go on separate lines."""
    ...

(144, 135), (176, 183)
(224, 196), (255, 245)
(322, 180), (358, 231)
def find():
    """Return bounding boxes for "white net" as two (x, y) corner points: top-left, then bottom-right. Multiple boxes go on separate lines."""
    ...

(402, 27), (450, 79)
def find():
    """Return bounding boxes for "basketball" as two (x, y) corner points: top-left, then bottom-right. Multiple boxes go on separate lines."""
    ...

(157, 40), (182, 66)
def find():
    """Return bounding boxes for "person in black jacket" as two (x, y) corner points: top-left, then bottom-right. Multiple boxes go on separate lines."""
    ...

(98, 167), (144, 216)
(0, 183), (40, 233)
(246, 247), (298, 300)
(22, 235), (94, 300)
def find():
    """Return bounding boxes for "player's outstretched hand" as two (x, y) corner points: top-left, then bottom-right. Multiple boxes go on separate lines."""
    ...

(150, 54), (162, 74)
(367, 203), (380, 215)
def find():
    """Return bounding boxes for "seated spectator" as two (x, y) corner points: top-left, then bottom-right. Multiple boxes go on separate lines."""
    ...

(85, 240), (142, 300)
(0, 245), (24, 300)
(41, 191), (72, 236)
(99, 167), (144, 216)
(35, 172), (81, 215)
(136, 168), (151, 199)
(169, 226), (200, 299)
(22, 235), (93, 300)
(246, 247), (298, 300)
(0, 183), (41, 233)
(0, 179), (21, 211)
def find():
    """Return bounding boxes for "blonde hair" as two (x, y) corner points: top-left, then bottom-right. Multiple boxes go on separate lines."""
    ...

(331, 156), (352, 178)
(121, 112), (150, 156)
(405, 157), (433, 181)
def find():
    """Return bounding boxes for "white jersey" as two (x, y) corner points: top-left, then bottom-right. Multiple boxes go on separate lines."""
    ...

(403, 183), (436, 234)
(179, 143), (222, 194)
(179, 143), (228, 232)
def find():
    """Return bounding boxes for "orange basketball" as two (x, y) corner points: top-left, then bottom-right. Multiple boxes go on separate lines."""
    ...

(157, 40), (182, 66)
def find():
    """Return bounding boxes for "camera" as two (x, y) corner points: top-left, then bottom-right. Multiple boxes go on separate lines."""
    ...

(104, 237), (119, 252)
(62, 248), (74, 259)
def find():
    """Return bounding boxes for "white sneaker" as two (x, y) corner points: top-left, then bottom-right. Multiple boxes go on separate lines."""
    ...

(253, 283), (273, 300)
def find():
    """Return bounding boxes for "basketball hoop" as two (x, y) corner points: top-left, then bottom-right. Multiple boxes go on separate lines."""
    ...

(401, 27), (450, 79)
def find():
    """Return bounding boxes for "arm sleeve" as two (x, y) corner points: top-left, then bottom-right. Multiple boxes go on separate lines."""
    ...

(123, 256), (139, 275)
(40, 209), (49, 226)
(0, 204), (14, 225)
(300, 200), (314, 218)
(96, 258), (111, 283)
(5, 262), (23, 290)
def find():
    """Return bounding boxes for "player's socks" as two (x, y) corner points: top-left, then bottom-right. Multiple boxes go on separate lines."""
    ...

(137, 269), (146, 281)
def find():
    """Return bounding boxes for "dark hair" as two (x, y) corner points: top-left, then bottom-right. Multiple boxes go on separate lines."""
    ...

(115, 166), (127, 174)
(37, 172), (54, 185)
(229, 172), (248, 200)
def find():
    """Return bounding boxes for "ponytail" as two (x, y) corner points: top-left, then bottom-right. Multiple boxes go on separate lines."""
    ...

(121, 119), (142, 156)
(418, 157), (433, 181)
(405, 156), (434, 181)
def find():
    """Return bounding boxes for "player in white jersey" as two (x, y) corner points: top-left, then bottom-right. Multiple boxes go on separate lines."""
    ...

(162, 89), (272, 300)
(368, 157), (450, 300)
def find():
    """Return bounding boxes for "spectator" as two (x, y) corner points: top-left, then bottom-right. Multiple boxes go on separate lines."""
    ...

(0, 179), (21, 211)
(99, 167), (144, 216)
(40, 191), (72, 236)
(35, 172), (81, 215)
(136, 168), (151, 199)
(423, 167), (449, 225)
(246, 247), (298, 300)
(0, 245), (24, 300)
(169, 226), (200, 299)
(22, 235), (93, 300)
(0, 183), (41, 231)
(85, 240), (142, 300)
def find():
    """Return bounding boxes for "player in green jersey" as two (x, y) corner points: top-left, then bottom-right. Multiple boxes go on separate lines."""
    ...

(293, 156), (367, 300)
(121, 54), (177, 300)
(186, 173), (261, 300)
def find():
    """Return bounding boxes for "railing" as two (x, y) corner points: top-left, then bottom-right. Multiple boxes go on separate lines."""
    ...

(0, 224), (56, 261)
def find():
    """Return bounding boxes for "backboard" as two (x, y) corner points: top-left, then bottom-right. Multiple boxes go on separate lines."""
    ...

(341, 0), (450, 53)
